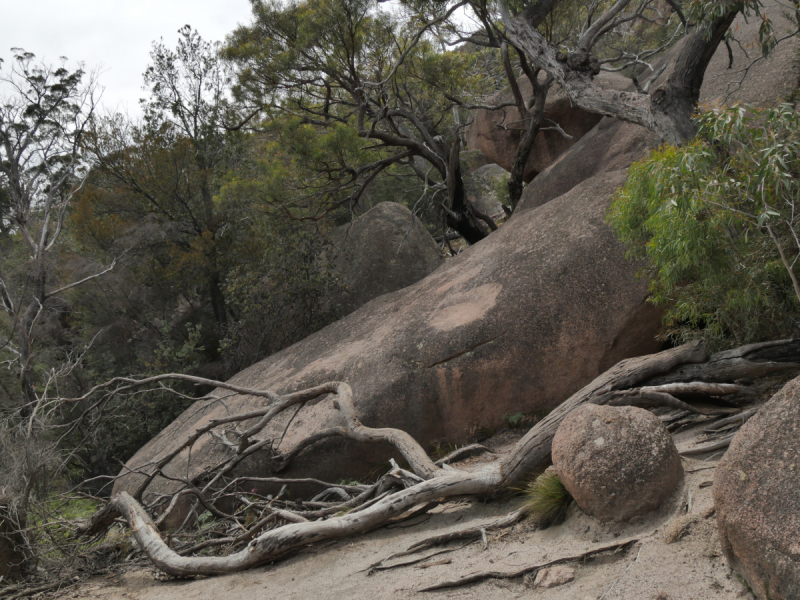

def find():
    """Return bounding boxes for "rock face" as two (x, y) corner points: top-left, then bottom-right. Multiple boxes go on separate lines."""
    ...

(463, 163), (509, 220)
(327, 202), (444, 316)
(465, 72), (630, 182)
(552, 404), (683, 522)
(713, 376), (800, 600)
(517, 0), (800, 213)
(699, 0), (800, 109)
(115, 168), (662, 501)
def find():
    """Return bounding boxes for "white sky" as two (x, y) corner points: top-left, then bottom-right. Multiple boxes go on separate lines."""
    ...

(0, 0), (254, 117)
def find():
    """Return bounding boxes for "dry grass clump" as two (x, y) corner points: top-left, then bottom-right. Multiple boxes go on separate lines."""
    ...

(522, 468), (573, 528)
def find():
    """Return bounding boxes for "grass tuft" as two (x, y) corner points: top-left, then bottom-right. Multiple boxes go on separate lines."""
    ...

(522, 468), (573, 528)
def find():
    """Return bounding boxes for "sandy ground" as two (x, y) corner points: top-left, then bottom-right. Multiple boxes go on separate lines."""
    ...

(57, 430), (754, 600)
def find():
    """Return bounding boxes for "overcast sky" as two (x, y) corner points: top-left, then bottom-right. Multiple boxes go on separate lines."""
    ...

(1, 0), (254, 117)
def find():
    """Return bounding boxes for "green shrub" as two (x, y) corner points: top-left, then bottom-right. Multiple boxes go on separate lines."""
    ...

(608, 103), (800, 349)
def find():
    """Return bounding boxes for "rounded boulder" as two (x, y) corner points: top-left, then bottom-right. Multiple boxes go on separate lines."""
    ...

(713, 376), (800, 600)
(552, 404), (683, 522)
(327, 202), (444, 316)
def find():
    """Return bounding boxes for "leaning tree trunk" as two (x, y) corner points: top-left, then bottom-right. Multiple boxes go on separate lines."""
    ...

(79, 338), (800, 577)
(500, 5), (739, 145)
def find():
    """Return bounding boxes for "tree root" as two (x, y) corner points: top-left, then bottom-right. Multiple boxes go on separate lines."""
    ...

(417, 539), (639, 592)
(367, 544), (471, 573)
(367, 507), (528, 573)
(680, 434), (735, 456)
(434, 443), (494, 466)
(703, 406), (759, 432)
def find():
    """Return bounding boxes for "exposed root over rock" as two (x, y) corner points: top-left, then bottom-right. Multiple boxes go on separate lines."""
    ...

(76, 339), (800, 577)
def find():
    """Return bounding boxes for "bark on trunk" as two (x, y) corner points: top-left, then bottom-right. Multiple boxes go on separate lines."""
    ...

(501, 6), (740, 145)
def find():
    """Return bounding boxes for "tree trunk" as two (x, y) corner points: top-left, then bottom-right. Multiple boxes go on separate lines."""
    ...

(208, 267), (227, 329)
(508, 81), (550, 210)
(501, 6), (740, 145)
(17, 259), (47, 414)
(200, 179), (227, 329)
(445, 142), (493, 244)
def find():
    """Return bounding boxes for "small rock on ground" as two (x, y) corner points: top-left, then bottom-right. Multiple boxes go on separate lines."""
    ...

(534, 565), (576, 588)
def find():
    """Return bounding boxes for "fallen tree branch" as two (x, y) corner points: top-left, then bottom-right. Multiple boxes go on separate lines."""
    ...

(644, 339), (800, 385)
(368, 507), (528, 573)
(111, 467), (502, 577)
(368, 545), (470, 573)
(638, 382), (741, 396)
(703, 406), (759, 432)
(434, 444), (494, 466)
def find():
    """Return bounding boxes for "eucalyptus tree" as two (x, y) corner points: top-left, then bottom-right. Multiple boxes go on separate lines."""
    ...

(499, 0), (795, 146)
(225, 0), (506, 243)
(0, 51), (104, 412)
(224, 0), (690, 235)
(88, 26), (246, 331)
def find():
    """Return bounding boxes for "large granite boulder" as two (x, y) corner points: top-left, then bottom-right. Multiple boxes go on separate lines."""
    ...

(115, 168), (662, 502)
(517, 0), (800, 213)
(552, 404), (683, 522)
(713, 376), (800, 600)
(516, 117), (659, 213)
(465, 72), (630, 182)
(327, 202), (444, 316)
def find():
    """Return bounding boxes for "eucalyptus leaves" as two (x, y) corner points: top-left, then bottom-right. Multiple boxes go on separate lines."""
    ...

(608, 103), (800, 348)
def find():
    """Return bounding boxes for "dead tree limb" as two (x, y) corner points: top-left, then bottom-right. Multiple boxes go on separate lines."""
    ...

(434, 443), (494, 466)
(680, 434), (736, 456)
(368, 507), (528, 573)
(643, 339), (800, 385)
